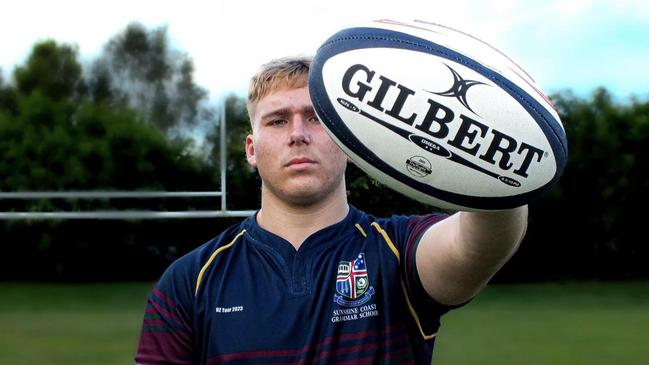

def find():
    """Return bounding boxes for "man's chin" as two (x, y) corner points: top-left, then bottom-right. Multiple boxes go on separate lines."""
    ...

(265, 182), (340, 208)
(281, 189), (327, 207)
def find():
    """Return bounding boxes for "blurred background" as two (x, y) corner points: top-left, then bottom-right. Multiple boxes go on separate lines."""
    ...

(0, 1), (647, 364)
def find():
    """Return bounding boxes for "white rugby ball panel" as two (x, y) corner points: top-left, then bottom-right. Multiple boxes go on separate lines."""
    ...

(321, 48), (556, 197)
(324, 128), (476, 211)
(309, 23), (568, 210)
(370, 19), (564, 133)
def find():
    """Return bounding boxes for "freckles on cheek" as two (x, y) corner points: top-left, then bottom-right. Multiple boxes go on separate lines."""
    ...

(317, 131), (338, 151)
(326, 141), (345, 156)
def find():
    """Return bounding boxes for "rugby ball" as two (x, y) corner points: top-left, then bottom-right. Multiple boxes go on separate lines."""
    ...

(309, 19), (568, 211)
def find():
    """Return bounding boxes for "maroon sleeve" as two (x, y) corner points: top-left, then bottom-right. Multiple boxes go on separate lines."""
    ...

(380, 213), (465, 335)
(135, 269), (195, 365)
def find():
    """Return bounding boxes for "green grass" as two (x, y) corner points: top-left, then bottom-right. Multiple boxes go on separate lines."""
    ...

(0, 282), (153, 365)
(432, 281), (649, 365)
(0, 281), (647, 365)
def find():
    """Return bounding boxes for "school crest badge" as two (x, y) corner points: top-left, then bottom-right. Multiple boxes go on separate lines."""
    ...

(334, 253), (375, 307)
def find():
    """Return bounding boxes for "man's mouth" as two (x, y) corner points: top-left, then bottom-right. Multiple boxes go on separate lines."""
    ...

(286, 158), (316, 167)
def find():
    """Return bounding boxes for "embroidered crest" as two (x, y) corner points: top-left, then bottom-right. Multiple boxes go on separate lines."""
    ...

(334, 253), (375, 307)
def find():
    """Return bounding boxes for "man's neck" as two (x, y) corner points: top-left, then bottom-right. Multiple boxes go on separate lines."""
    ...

(256, 188), (349, 250)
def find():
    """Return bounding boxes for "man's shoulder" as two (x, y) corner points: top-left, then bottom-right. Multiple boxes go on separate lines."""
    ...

(371, 211), (449, 226)
(355, 210), (450, 250)
(165, 219), (250, 277)
(150, 219), (250, 303)
(358, 210), (416, 230)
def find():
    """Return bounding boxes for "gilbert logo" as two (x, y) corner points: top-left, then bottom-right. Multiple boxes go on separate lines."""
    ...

(427, 64), (486, 116)
(338, 63), (548, 186)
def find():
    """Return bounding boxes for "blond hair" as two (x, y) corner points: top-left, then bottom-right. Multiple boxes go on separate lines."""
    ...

(247, 56), (312, 120)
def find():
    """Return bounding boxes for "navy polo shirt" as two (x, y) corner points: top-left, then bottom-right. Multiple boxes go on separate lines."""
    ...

(136, 205), (453, 365)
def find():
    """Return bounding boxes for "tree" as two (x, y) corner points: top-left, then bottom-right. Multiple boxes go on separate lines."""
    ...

(497, 89), (649, 281)
(1, 40), (213, 194)
(0, 69), (18, 114)
(13, 40), (83, 101)
(87, 23), (211, 136)
(0, 39), (217, 281)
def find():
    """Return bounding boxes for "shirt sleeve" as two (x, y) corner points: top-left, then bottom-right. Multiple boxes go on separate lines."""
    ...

(378, 213), (465, 336)
(135, 258), (195, 365)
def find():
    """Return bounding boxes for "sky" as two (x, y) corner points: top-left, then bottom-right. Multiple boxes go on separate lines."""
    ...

(1, 0), (648, 102)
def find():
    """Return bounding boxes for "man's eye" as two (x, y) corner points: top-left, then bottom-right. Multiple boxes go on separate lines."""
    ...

(308, 115), (320, 123)
(269, 119), (287, 126)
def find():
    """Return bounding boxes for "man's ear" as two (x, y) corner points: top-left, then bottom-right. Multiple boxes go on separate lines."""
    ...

(245, 134), (257, 168)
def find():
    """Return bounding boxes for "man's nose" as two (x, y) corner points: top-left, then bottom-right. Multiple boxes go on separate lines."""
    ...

(289, 116), (311, 145)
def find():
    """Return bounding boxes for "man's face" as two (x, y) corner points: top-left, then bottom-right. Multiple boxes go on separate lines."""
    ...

(246, 86), (347, 206)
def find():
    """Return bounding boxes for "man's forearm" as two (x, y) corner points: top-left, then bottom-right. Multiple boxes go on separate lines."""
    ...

(457, 205), (529, 264)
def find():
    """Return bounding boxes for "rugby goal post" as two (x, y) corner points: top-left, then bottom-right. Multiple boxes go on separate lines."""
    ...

(0, 101), (256, 220)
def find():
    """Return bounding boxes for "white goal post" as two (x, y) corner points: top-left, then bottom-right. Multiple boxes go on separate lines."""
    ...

(0, 101), (256, 220)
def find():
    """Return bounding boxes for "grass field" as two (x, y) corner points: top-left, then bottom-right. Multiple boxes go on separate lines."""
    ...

(431, 281), (649, 365)
(0, 281), (647, 365)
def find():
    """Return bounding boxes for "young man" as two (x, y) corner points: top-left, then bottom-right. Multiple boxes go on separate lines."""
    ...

(135, 56), (528, 365)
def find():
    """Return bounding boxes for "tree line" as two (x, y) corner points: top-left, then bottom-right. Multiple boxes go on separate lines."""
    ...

(0, 24), (647, 281)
